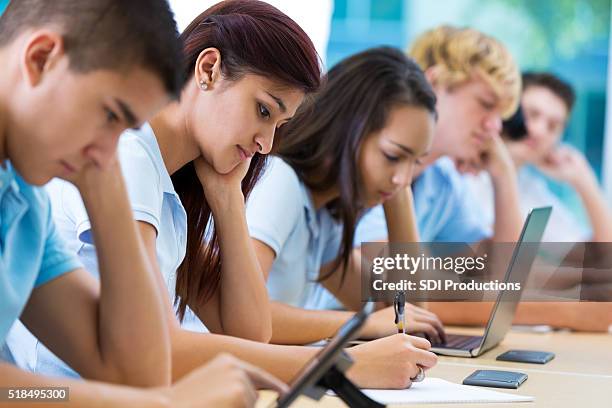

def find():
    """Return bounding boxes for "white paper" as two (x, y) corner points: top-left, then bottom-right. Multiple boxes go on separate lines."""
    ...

(329, 378), (534, 404)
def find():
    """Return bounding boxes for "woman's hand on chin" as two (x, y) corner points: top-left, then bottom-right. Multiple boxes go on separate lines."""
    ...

(193, 156), (250, 210)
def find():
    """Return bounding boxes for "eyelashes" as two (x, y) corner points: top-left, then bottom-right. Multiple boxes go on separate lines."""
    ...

(258, 102), (271, 119)
(104, 106), (119, 124)
(383, 152), (400, 162)
(383, 151), (423, 165)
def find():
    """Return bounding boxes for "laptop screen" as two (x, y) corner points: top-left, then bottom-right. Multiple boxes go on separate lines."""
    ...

(477, 206), (552, 353)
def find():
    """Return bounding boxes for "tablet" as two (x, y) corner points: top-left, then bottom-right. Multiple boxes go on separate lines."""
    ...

(275, 305), (371, 408)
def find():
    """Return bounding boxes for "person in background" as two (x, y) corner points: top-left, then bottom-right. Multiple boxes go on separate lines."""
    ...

(506, 72), (612, 242)
(462, 72), (612, 332)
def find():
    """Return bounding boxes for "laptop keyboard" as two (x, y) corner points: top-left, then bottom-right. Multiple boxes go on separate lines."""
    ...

(433, 334), (483, 350)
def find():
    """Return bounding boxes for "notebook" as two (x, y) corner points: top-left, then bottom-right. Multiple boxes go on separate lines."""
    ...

(329, 377), (534, 404)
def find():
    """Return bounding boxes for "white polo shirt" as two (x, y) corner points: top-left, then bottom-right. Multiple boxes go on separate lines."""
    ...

(246, 157), (343, 309)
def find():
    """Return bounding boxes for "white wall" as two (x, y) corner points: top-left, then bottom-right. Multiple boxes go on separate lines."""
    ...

(168, 0), (333, 68)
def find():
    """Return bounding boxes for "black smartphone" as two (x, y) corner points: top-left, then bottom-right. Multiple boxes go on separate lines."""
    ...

(463, 369), (528, 389)
(275, 305), (371, 408)
(496, 350), (555, 364)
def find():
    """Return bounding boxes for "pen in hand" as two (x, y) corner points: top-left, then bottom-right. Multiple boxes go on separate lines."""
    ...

(394, 291), (406, 334)
(394, 291), (425, 383)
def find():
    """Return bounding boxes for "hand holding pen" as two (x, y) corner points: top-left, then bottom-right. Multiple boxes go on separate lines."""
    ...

(394, 291), (425, 382)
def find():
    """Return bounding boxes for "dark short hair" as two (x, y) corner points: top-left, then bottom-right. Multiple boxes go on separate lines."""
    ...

(522, 72), (575, 112)
(0, 0), (184, 98)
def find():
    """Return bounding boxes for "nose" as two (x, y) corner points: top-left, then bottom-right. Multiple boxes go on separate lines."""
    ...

(527, 117), (546, 139)
(391, 162), (414, 188)
(484, 113), (502, 135)
(254, 126), (275, 155)
(86, 130), (122, 168)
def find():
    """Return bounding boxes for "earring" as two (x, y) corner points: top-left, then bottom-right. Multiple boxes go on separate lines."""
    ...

(199, 80), (208, 90)
(257, 142), (263, 152)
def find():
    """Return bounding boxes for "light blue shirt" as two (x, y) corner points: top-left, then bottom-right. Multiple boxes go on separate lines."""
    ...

(246, 157), (343, 309)
(355, 157), (490, 244)
(26, 124), (203, 378)
(0, 162), (81, 362)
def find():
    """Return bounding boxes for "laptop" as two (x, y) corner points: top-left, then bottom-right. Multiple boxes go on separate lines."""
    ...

(430, 206), (552, 357)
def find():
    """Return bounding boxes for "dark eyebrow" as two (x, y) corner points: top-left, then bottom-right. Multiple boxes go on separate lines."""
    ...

(114, 98), (140, 129)
(389, 141), (417, 156)
(266, 92), (286, 113)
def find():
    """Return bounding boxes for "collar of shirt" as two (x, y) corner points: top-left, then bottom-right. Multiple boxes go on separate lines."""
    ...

(136, 123), (179, 198)
(0, 161), (12, 196)
(0, 161), (26, 215)
(0, 161), (28, 256)
(0, 161), (20, 196)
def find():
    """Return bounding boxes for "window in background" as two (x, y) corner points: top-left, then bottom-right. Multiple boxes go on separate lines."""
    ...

(327, 0), (406, 67)
(168, 0), (333, 68)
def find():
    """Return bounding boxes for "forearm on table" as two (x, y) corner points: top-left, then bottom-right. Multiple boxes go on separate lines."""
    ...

(171, 329), (316, 383)
(0, 363), (168, 408)
(514, 302), (612, 332)
(270, 302), (353, 345)
(426, 301), (612, 332)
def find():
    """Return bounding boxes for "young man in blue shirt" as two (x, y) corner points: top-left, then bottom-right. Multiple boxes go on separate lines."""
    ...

(0, 1), (284, 406)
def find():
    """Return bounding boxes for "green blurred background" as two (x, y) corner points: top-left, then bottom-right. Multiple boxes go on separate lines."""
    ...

(327, 0), (610, 181)
(1, 0), (609, 215)
(327, 0), (611, 222)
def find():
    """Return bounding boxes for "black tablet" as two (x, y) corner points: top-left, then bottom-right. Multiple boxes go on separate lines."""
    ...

(275, 305), (371, 408)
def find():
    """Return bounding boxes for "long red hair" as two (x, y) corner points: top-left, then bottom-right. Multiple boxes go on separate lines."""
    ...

(172, 0), (321, 320)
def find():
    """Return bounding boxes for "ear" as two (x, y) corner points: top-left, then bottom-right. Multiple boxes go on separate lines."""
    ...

(194, 47), (222, 90)
(424, 65), (439, 85)
(21, 30), (65, 87)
